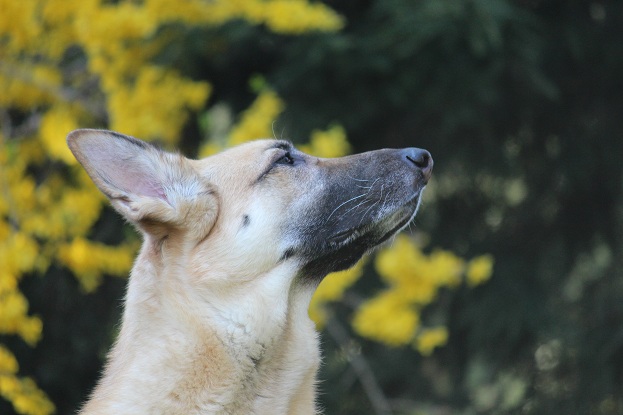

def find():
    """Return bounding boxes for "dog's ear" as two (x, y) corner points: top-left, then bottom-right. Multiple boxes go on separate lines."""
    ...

(67, 129), (217, 239)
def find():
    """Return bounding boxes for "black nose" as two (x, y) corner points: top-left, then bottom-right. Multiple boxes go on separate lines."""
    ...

(402, 148), (433, 183)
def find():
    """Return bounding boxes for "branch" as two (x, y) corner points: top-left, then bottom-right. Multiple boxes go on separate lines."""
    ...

(326, 316), (393, 415)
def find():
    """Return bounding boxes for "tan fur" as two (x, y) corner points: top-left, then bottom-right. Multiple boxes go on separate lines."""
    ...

(68, 129), (432, 415)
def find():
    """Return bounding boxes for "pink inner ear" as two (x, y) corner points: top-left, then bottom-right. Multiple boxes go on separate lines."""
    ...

(109, 167), (169, 204)
(77, 132), (171, 204)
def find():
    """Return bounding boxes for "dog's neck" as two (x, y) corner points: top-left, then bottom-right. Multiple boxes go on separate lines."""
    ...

(80, 244), (321, 415)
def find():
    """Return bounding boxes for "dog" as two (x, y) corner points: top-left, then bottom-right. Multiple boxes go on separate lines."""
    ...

(67, 129), (433, 415)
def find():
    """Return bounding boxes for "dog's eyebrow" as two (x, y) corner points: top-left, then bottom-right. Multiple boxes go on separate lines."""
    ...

(266, 140), (293, 152)
(252, 140), (295, 185)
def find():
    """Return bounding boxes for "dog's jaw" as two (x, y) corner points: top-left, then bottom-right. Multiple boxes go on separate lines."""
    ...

(296, 188), (425, 281)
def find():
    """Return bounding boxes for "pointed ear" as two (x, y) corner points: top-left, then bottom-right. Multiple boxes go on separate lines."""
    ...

(67, 129), (218, 239)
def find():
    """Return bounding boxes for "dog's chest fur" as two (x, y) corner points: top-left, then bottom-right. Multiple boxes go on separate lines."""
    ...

(81, 250), (320, 414)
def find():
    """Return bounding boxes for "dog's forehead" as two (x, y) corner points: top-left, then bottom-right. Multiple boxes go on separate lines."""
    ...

(190, 139), (296, 189)
(196, 139), (290, 167)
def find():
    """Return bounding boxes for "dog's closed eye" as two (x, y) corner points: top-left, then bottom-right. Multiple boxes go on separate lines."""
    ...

(275, 152), (294, 165)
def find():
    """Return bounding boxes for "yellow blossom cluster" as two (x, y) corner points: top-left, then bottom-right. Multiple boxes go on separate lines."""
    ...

(0, 345), (54, 415)
(140, 0), (343, 34)
(0, 133), (129, 414)
(352, 234), (493, 353)
(58, 238), (136, 293)
(229, 90), (286, 145)
(1, 1), (345, 412)
(0, 0), (342, 144)
(199, 89), (285, 156)
(415, 327), (449, 356)
(466, 254), (495, 287)
(309, 260), (366, 327)
(258, 0), (344, 34)
(300, 124), (351, 158)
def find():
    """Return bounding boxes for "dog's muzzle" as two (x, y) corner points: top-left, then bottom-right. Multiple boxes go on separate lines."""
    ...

(294, 146), (434, 280)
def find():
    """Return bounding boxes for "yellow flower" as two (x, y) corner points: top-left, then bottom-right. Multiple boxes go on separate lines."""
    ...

(352, 291), (420, 347)
(0, 291), (42, 345)
(0, 220), (9, 240)
(262, 0), (344, 34)
(363, 233), (493, 348)
(0, 68), (59, 110)
(414, 327), (449, 356)
(229, 90), (285, 145)
(0, 0), (40, 51)
(0, 374), (21, 396)
(6, 173), (36, 214)
(145, 0), (210, 25)
(315, 261), (365, 303)
(58, 238), (135, 292)
(107, 66), (211, 143)
(309, 260), (365, 327)
(18, 317), (43, 347)
(0, 345), (19, 374)
(0, 291), (28, 326)
(466, 254), (494, 287)
(39, 107), (78, 164)
(4, 376), (55, 415)
(398, 277), (438, 305)
(427, 249), (464, 288)
(306, 125), (350, 158)
(4, 232), (38, 276)
(0, 272), (18, 295)
(374, 234), (426, 285)
(374, 235), (465, 302)
(18, 138), (46, 166)
(57, 187), (104, 238)
(143, 0), (343, 34)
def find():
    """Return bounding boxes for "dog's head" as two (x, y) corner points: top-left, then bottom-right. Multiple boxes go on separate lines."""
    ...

(68, 129), (432, 286)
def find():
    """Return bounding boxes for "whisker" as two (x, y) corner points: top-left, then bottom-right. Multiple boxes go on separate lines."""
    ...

(339, 197), (374, 219)
(366, 178), (380, 194)
(347, 175), (371, 183)
(326, 193), (367, 221)
(379, 190), (390, 217)
(360, 199), (381, 225)
(359, 184), (383, 225)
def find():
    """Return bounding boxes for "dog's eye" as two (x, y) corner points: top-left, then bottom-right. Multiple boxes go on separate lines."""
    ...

(276, 152), (295, 165)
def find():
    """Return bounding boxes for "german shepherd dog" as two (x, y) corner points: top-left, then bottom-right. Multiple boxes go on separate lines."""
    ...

(68, 129), (433, 415)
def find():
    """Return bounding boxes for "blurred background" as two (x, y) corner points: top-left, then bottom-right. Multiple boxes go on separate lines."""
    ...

(1, 0), (622, 414)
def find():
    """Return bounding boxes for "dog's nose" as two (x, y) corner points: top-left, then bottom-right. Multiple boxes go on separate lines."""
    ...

(402, 148), (433, 183)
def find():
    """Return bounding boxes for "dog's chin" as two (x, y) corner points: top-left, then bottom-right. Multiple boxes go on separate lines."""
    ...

(298, 191), (423, 282)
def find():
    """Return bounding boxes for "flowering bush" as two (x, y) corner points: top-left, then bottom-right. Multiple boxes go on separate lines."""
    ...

(0, 1), (491, 413)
